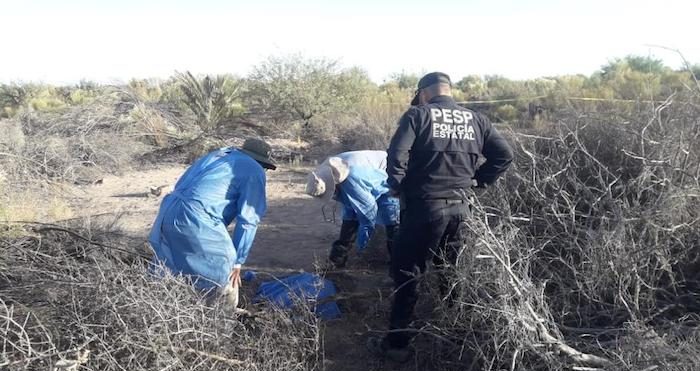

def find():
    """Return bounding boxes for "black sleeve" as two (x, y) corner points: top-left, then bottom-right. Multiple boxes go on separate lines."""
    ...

(386, 109), (417, 192)
(473, 118), (514, 187)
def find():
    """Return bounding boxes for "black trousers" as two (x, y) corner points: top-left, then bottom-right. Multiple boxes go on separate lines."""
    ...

(330, 220), (398, 265)
(385, 198), (470, 349)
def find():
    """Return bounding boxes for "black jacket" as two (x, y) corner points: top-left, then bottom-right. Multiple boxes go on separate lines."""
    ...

(387, 95), (513, 200)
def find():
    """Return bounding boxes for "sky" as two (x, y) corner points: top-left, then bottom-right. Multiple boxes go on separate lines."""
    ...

(0, 0), (698, 84)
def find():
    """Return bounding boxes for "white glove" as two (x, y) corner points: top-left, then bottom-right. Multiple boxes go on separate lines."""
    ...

(221, 267), (242, 309)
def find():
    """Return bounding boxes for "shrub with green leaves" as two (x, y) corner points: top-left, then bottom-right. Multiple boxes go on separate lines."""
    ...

(246, 55), (373, 127)
(493, 103), (519, 122)
(175, 71), (243, 133)
(129, 78), (163, 102)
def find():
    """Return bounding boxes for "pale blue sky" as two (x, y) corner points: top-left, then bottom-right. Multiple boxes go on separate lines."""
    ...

(1, 0), (697, 84)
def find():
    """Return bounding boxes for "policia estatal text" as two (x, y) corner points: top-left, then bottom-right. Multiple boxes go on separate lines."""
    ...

(368, 72), (514, 360)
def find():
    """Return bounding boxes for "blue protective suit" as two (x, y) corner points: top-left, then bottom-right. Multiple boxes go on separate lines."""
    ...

(148, 148), (266, 290)
(332, 151), (399, 250)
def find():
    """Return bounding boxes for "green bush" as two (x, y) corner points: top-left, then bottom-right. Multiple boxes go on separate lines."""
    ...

(29, 96), (66, 111)
(176, 71), (243, 133)
(129, 78), (163, 102)
(493, 103), (519, 122)
(246, 54), (373, 126)
(158, 78), (189, 111)
(68, 88), (99, 105)
(0, 84), (28, 118)
(456, 74), (488, 98)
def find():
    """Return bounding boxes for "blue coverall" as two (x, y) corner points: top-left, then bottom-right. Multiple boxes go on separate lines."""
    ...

(148, 148), (266, 291)
(326, 151), (400, 267)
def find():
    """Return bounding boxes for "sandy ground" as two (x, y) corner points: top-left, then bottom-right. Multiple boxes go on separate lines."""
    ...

(66, 164), (420, 371)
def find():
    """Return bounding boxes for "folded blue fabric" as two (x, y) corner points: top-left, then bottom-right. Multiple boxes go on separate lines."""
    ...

(254, 273), (341, 320)
(242, 270), (257, 282)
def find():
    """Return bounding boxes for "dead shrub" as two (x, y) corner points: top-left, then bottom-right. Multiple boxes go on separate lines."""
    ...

(0, 120), (25, 151)
(0, 219), (322, 371)
(416, 93), (700, 370)
(0, 94), (155, 186)
(129, 102), (171, 147)
(335, 102), (405, 151)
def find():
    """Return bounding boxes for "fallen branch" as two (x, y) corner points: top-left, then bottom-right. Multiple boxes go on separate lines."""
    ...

(478, 234), (614, 368)
(0, 220), (150, 259)
(172, 347), (245, 367)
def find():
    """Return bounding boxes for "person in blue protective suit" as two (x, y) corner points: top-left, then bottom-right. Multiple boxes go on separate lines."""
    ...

(148, 138), (276, 306)
(305, 150), (400, 268)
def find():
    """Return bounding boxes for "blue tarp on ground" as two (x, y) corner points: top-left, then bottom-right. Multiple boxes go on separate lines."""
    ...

(254, 272), (341, 320)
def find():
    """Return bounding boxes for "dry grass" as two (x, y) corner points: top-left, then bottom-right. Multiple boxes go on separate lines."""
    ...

(0, 89), (193, 188)
(414, 91), (700, 370)
(0, 218), (323, 371)
(2, 80), (700, 371)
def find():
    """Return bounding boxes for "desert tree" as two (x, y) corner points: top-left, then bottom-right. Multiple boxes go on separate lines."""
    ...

(246, 54), (372, 127)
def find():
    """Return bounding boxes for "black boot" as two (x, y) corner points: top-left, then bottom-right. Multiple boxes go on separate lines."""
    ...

(329, 220), (359, 268)
(329, 241), (351, 268)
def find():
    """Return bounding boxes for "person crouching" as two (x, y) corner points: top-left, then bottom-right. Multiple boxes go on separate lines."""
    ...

(305, 150), (399, 268)
(148, 138), (276, 307)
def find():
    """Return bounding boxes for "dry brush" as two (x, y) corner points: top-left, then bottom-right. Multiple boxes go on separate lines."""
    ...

(0, 220), (323, 371)
(421, 91), (700, 370)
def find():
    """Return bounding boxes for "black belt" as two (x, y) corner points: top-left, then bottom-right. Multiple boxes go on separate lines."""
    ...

(420, 198), (467, 204)
(402, 197), (469, 205)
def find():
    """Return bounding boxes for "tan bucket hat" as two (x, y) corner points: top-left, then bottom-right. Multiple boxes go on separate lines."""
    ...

(239, 138), (277, 170)
(305, 157), (350, 202)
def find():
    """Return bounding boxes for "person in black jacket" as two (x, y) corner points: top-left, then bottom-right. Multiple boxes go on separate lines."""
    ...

(367, 72), (514, 362)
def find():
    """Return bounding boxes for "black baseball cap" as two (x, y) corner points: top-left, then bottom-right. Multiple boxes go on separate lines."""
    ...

(410, 72), (452, 106)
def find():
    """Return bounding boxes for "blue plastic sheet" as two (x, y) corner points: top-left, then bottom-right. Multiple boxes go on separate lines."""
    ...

(242, 270), (257, 282)
(254, 273), (341, 320)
